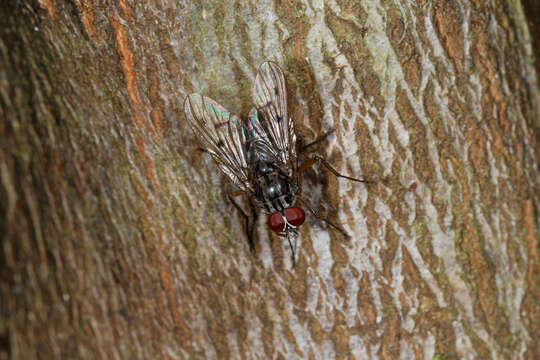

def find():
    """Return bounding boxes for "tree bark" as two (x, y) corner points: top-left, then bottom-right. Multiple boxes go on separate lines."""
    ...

(1, 0), (539, 359)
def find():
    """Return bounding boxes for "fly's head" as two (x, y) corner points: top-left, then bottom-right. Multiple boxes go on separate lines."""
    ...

(267, 205), (304, 267)
(266, 206), (305, 266)
(267, 206), (306, 234)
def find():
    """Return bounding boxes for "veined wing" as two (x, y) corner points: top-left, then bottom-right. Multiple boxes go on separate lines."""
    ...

(184, 94), (251, 192)
(251, 61), (296, 171)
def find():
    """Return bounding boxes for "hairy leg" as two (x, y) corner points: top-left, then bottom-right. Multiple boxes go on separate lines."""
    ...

(298, 155), (376, 184)
(297, 196), (351, 238)
(227, 191), (256, 252)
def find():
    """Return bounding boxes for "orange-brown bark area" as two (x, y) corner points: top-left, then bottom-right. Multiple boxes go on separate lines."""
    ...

(1, 0), (539, 359)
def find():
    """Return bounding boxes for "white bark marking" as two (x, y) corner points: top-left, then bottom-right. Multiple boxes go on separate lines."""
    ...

(166, 0), (537, 357)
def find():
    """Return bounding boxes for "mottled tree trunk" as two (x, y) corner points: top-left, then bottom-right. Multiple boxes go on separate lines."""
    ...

(1, 0), (539, 359)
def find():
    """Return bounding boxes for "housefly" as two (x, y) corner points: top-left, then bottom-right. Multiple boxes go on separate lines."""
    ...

(184, 61), (373, 264)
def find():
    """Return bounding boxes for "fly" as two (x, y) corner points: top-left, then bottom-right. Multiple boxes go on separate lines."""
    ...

(184, 61), (374, 265)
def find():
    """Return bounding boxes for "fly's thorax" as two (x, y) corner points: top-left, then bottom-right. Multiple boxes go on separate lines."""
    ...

(253, 161), (298, 213)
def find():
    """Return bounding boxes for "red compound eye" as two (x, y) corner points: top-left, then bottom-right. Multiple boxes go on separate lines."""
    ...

(267, 212), (285, 232)
(267, 207), (306, 232)
(285, 207), (305, 227)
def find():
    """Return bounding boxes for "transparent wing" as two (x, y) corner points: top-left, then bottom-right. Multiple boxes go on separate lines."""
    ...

(251, 61), (297, 171)
(246, 108), (279, 164)
(184, 94), (251, 191)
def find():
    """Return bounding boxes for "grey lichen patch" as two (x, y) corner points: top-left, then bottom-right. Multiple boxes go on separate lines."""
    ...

(324, 4), (369, 60)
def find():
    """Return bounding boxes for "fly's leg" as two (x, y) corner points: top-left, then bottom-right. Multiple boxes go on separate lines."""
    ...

(297, 155), (375, 237)
(315, 154), (376, 183)
(297, 196), (350, 238)
(299, 156), (376, 184)
(296, 129), (336, 183)
(298, 128), (376, 183)
(299, 129), (336, 153)
(197, 147), (213, 155)
(227, 190), (256, 252)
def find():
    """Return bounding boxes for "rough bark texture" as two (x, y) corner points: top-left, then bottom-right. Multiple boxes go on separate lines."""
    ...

(522, 0), (540, 75)
(1, 0), (539, 359)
